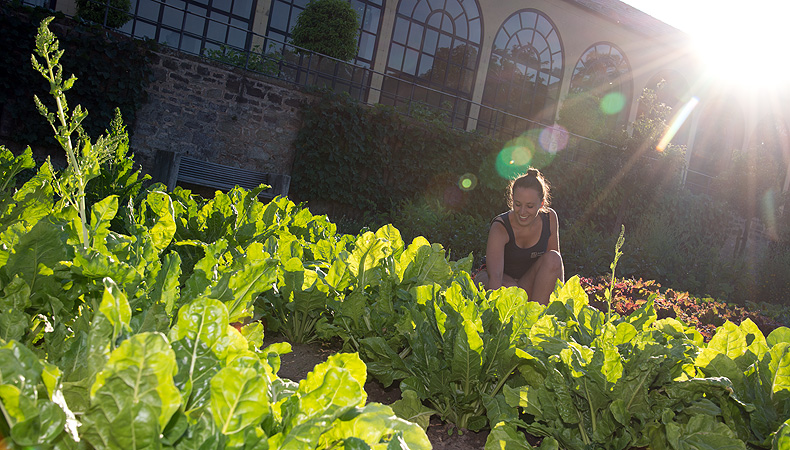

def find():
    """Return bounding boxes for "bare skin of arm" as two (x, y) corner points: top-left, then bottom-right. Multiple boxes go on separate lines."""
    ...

(483, 218), (510, 290)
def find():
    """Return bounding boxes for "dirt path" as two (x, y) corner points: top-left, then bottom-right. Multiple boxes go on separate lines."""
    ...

(266, 338), (489, 449)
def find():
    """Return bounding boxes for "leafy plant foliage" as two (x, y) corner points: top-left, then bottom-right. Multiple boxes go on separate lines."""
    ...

(0, 3), (153, 148)
(289, 0), (360, 62)
(0, 19), (431, 450)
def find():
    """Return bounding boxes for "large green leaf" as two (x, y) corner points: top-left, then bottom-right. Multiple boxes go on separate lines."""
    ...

(348, 231), (388, 289)
(88, 195), (118, 251)
(99, 277), (132, 339)
(4, 217), (69, 297)
(707, 321), (747, 361)
(451, 319), (483, 392)
(169, 298), (229, 415)
(767, 343), (790, 396)
(209, 366), (271, 435)
(485, 422), (534, 449)
(210, 242), (277, 323)
(318, 403), (432, 450)
(665, 414), (746, 450)
(86, 332), (181, 443)
(142, 190), (176, 252)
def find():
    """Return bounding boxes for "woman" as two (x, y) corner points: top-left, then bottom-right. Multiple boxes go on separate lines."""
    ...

(474, 168), (564, 304)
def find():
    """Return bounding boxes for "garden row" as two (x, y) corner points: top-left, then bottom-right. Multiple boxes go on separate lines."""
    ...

(2, 18), (790, 450)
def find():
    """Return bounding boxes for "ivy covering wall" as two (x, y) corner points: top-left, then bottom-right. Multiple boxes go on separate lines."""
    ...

(0, 3), (154, 149)
(290, 90), (509, 221)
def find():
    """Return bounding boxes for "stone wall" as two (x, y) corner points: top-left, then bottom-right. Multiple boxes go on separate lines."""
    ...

(131, 47), (312, 177)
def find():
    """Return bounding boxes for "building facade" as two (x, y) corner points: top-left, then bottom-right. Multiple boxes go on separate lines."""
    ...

(45, 0), (790, 193)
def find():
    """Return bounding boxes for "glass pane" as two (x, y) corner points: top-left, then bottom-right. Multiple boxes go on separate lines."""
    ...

(520, 11), (537, 29)
(441, 13), (453, 33)
(232, 0), (253, 17)
(427, 13), (441, 29)
(181, 35), (202, 54)
(468, 17), (480, 42)
(388, 43), (405, 70)
(184, 5), (206, 36)
(503, 15), (519, 36)
(445, 0), (462, 18)
(547, 30), (560, 53)
(413, 0), (430, 20)
(427, 0), (443, 11)
(212, 0), (231, 13)
(269, 1), (291, 32)
(207, 21), (228, 44)
(536, 15), (553, 38)
(393, 17), (409, 44)
(437, 33), (451, 51)
(403, 48), (419, 75)
(362, 6), (380, 32)
(138, 0), (161, 21)
(158, 28), (180, 47)
(162, 1), (185, 28)
(418, 54), (433, 76)
(407, 23), (423, 49)
(293, 0), (309, 7)
(423, 28), (438, 54)
(398, 0), (418, 15)
(455, 15), (467, 39)
(493, 30), (507, 50)
(228, 25), (246, 48)
(133, 20), (157, 39)
(358, 32), (376, 60)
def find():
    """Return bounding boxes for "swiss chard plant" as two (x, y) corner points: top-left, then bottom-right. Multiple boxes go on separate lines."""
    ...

(0, 17), (432, 450)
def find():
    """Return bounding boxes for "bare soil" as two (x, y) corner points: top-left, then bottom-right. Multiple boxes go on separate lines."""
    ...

(264, 336), (489, 450)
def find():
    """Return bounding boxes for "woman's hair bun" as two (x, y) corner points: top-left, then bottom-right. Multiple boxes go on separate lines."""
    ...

(526, 168), (540, 177)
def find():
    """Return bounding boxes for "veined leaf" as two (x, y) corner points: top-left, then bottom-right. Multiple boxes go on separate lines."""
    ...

(767, 342), (790, 396)
(484, 422), (534, 450)
(99, 277), (131, 339)
(88, 195), (118, 251)
(767, 327), (790, 348)
(665, 414), (746, 450)
(375, 224), (405, 259)
(451, 319), (483, 392)
(707, 321), (747, 361)
(84, 333), (181, 447)
(549, 275), (588, 317)
(89, 333), (181, 431)
(141, 190), (176, 252)
(348, 231), (388, 289)
(390, 389), (435, 430)
(210, 366), (270, 435)
(324, 403), (432, 449)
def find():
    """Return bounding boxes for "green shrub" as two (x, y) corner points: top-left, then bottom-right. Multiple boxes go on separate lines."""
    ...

(389, 198), (487, 264)
(76, 0), (131, 28)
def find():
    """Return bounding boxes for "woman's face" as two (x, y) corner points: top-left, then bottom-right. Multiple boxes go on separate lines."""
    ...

(512, 187), (543, 227)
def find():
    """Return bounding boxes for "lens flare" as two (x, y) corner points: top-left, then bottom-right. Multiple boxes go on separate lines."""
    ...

(458, 173), (478, 191)
(496, 141), (534, 179)
(762, 189), (780, 240)
(600, 92), (626, 115)
(539, 125), (569, 154)
(657, 97), (699, 151)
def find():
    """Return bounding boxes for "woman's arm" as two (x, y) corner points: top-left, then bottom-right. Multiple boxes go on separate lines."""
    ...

(484, 220), (509, 290)
(547, 208), (560, 254)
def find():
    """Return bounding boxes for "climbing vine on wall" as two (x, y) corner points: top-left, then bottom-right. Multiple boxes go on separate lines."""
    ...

(291, 90), (508, 220)
(0, 3), (155, 149)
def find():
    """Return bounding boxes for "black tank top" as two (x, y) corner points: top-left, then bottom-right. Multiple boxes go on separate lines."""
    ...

(492, 211), (550, 279)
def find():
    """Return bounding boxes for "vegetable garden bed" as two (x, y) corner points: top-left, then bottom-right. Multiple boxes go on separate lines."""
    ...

(2, 18), (790, 450)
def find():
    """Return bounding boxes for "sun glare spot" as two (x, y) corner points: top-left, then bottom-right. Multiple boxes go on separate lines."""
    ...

(539, 125), (569, 153)
(689, 2), (790, 89)
(459, 173), (478, 191)
(600, 92), (626, 115)
(657, 97), (699, 151)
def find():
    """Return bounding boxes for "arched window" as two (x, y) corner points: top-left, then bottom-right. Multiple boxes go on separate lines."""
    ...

(570, 42), (631, 128)
(380, 0), (482, 126)
(265, 0), (384, 67)
(478, 9), (563, 137)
